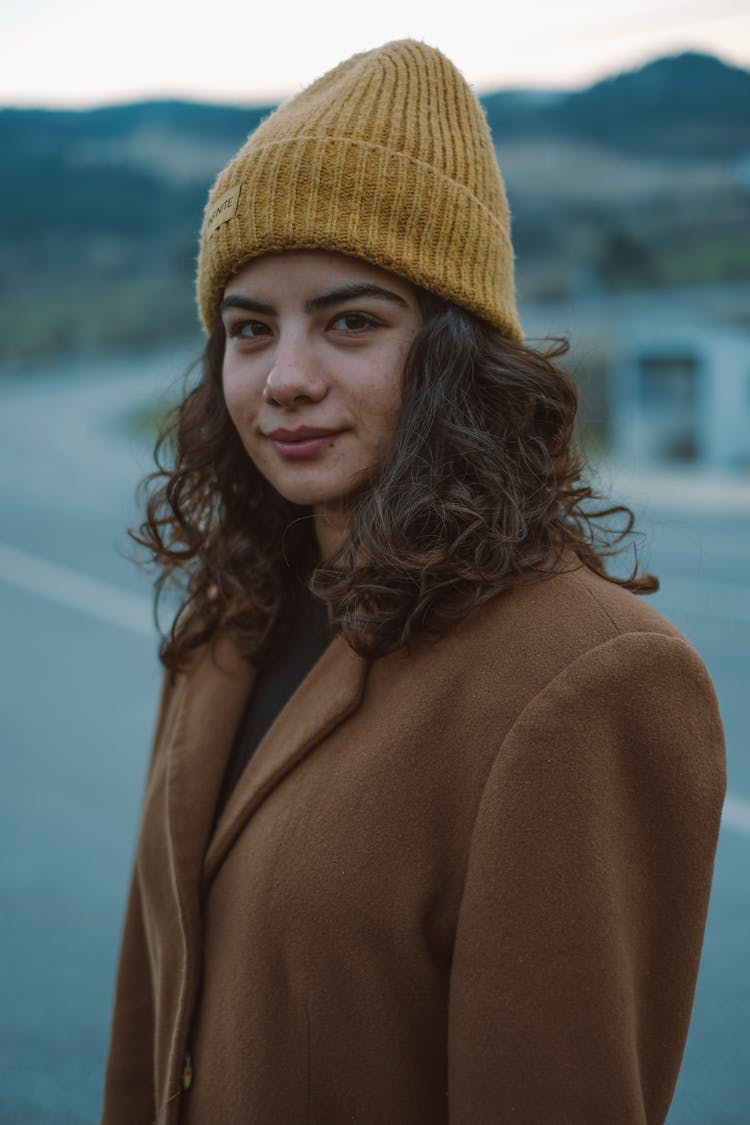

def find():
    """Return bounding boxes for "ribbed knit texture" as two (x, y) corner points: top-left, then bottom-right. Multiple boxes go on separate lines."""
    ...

(196, 40), (522, 341)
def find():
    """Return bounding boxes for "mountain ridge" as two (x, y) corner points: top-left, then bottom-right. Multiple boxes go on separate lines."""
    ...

(2, 49), (748, 366)
(3, 50), (749, 162)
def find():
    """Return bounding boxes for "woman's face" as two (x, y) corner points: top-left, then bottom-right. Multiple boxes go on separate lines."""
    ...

(220, 250), (422, 537)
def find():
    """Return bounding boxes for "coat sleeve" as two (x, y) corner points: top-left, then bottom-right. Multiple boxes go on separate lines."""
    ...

(447, 631), (726, 1125)
(101, 671), (176, 1125)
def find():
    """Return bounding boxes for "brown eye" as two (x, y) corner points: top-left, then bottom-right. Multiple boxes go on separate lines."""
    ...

(331, 312), (377, 332)
(229, 320), (272, 339)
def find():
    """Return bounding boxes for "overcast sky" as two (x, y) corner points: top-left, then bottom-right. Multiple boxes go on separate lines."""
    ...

(3, 0), (749, 107)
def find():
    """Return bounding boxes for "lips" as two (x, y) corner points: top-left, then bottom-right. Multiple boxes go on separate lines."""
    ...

(267, 427), (340, 442)
(266, 426), (342, 459)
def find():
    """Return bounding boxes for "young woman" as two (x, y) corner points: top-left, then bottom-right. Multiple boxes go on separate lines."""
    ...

(102, 40), (726, 1125)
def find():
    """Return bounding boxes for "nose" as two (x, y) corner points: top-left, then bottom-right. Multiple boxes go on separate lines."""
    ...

(263, 330), (327, 407)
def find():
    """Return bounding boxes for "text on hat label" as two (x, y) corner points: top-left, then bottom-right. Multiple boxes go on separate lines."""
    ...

(205, 185), (243, 238)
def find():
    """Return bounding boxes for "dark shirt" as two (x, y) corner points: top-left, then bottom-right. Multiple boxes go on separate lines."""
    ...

(215, 587), (332, 817)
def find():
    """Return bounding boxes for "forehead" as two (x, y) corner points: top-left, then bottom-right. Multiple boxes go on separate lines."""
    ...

(224, 249), (417, 303)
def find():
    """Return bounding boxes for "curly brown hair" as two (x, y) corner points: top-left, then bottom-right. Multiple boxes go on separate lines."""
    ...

(131, 296), (657, 671)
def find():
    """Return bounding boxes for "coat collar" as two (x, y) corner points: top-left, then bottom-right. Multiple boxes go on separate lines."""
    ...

(164, 635), (256, 906)
(163, 632), (369, 898)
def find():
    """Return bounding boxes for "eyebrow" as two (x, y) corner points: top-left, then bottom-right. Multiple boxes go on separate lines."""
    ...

(219, 282), (410, 318)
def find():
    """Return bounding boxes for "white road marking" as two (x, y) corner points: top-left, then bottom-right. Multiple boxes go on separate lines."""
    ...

(0, 540), (153, 637)
(722, 794), (750, 837)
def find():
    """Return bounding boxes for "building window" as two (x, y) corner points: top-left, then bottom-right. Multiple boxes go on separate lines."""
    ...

(636, 352), (698, 461)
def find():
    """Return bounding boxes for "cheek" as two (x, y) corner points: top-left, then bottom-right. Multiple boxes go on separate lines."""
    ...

(362, 361), (404, 438)
(221, 357), (237, 414)
(222, 359), (259, 428)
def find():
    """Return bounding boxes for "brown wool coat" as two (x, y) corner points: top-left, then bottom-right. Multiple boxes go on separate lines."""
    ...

(102, 564), (726, 1125)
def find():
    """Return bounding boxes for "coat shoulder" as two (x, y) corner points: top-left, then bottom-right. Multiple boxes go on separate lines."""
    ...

(451, 562), (685, 684)
(397, 563), (712, 751)
(489, 562), (681, 646)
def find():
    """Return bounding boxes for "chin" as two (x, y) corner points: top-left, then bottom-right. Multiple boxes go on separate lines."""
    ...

(272, 470), (372, 512)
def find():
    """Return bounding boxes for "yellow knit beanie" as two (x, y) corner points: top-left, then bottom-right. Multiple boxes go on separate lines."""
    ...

(196, 39), (522, 342)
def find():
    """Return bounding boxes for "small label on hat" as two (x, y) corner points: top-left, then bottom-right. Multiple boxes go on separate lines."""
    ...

(205, 184), (243, 237)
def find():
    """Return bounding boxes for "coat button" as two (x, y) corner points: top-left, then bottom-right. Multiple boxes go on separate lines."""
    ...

(182, 1053), (193, 1091)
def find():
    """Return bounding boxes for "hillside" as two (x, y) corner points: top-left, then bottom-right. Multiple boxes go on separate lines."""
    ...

(483, 51), (750, 157)
(1, 51), (749, 366)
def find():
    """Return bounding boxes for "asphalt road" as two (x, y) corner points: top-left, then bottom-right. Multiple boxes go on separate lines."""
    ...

(1, 354), (748, 1124)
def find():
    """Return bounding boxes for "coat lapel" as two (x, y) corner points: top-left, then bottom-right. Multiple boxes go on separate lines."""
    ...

(165, 636), (256, 905)
(203, 634), (369, 887)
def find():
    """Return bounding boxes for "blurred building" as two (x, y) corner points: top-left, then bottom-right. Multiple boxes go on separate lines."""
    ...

(609, 326), (750, 468)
